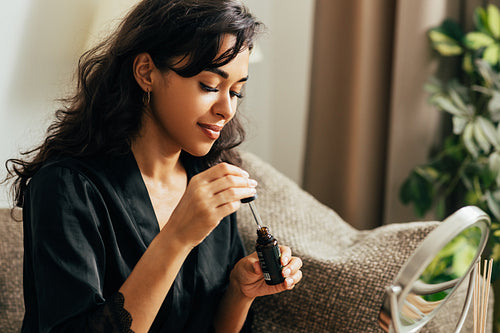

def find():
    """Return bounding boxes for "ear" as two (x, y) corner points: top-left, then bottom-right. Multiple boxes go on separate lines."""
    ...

(133, 53), (155, 92)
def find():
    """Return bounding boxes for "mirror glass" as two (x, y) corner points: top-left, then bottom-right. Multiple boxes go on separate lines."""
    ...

(379, 206), (491, 333)
(398, 223), (483, 329)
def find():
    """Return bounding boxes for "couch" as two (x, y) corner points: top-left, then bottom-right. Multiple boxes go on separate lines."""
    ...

(0, 151), (491, 332)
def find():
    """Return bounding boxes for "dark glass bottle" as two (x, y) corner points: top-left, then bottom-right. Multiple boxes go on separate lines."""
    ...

(256, 226), (285, 285)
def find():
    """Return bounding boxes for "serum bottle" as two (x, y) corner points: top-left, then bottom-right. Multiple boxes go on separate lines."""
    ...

(241, 195), (285, 285)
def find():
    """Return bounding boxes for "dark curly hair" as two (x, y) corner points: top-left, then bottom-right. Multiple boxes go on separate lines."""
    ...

(5, 0), (262, 207)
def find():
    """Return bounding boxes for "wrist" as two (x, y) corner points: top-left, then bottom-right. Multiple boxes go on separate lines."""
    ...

(214, 276), (255, 332)
(156, 222), (195, 256)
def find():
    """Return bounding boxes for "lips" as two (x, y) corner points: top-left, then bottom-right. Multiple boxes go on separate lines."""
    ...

(198, 123), (223, 140)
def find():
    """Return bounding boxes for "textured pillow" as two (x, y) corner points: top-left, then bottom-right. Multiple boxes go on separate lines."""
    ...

(237, 151), (488, 332)
(0, 208), (24, 333)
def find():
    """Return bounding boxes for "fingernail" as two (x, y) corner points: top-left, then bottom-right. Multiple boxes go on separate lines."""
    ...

(283, 268), (291, 276)
(286, 278), (294, 288)
(249, 179), (258, 187)
(282, 256), (289, 265)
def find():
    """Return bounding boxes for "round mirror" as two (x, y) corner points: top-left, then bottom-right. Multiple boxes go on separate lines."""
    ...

(379, 206), (490, 333)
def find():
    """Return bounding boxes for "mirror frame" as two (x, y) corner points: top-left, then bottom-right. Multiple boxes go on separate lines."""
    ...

(379, 206), (491, 333)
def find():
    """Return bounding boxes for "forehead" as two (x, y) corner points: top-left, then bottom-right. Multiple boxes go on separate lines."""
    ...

(210, 35), (249, 78)
(170, 34), (250, 77)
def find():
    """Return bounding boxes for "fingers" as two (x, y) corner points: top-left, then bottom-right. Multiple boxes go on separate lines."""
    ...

(198, 162), (250, 182)
(211, 174), (258, 195)
(193, 163), (257, 208)
(279, 245), (292, 265)
(279, 246), (302, 290)
(213, 180), (257, 207)
(282, 257), (303, 290)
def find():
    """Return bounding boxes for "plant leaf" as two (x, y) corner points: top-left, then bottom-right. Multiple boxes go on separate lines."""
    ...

(473, 120), (492, 152)
(415, 166), (440, 182)
(487, 190), (500, 221)
(488, 91), (500, 121)
(465, 32), (495, 50)
(491, 243), (500, 263)
(496, 123), (500, 143)
(463, 122), (479, 158)
(424, 77), (443, 95)
(482, 43), (500, 65)
(477, 116), (500, 148)
(432, 96), (468, 117)
(488, 4), (500, 39)
(399, 171), (434, 216)
(463, 52), (475, 73)
(476, 58), (495, 85)
(449, 88), (469, 112)
(489, 151), (500, 185)
(429, 29), (463, 56)
(452, 116), (468, 134)
(440, 19), (465, 41)
(475, 7), (490, 35)
(436, 197), (446, 220)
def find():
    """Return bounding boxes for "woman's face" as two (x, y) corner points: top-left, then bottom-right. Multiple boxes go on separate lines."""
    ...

(147, 35), (250, 157)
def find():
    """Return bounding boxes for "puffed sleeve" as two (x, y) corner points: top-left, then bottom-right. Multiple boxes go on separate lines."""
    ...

(23, 165), (133, 332)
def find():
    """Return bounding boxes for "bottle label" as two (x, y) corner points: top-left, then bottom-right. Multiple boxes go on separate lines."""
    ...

(257, 251), (269, 278)
(256, 245), (284, 285)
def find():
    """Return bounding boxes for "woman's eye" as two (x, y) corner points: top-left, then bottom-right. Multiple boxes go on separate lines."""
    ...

(200, 82), (218, 92)
(230, 91), (243, 99)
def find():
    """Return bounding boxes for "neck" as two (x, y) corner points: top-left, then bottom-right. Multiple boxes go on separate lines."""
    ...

(131, 120), (184, 185)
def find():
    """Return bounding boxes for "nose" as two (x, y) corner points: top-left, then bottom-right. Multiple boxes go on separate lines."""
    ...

(213, 93), (235, 120)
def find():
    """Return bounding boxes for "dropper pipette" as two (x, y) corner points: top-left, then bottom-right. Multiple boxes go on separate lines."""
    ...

(241, 195), (263, 229)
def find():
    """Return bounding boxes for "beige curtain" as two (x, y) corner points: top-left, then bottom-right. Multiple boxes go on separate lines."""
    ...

(303, 0), (482, 229)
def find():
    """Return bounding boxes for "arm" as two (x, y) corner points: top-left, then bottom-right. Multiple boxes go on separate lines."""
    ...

(120, 163), (258, 332)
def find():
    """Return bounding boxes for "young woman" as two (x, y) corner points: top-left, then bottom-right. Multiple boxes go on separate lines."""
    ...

(6, 0), (302, 332)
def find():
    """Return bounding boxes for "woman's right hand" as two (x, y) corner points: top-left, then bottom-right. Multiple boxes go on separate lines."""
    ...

(166, 162), (257, 248)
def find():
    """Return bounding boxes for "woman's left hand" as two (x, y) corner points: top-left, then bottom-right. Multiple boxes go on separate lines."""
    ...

(230, 245), (303, 299)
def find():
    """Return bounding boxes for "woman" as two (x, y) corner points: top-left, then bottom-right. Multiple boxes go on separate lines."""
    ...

(6, 0), (303, 332)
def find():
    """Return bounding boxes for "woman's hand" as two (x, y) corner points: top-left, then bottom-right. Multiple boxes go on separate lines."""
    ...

(167, 163), (257, 248)
(213, 246), (302, 332)
(230, 245), (303, 299)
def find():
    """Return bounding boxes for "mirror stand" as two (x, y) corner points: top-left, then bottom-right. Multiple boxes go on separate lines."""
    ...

(383, 263), (478, 333)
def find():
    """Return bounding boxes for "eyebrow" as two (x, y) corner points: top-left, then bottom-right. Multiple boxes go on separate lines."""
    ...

(205, 68), (248, 82)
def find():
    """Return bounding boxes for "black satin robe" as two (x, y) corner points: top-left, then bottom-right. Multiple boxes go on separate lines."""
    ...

(21, 151), (247, 332)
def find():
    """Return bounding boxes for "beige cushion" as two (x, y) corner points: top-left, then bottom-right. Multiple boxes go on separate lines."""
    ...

(237, 151), (487, 332)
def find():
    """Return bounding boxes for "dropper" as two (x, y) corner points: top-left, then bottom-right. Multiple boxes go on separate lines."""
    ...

(241, 195), (263, 229)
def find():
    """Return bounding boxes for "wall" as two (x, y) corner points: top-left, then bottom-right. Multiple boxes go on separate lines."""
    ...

(0, 0), (101, 207)
(0, 1), (315, 207)
(241, 1), (315, 186)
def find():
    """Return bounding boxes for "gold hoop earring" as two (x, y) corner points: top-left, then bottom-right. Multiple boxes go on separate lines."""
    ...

(143, 90), (151, 106)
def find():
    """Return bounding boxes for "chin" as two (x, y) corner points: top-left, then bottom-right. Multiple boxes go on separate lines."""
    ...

(184, 144), (214, 157)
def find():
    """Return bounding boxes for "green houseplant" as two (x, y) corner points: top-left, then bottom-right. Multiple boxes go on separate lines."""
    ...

(400, 4), (500, 328)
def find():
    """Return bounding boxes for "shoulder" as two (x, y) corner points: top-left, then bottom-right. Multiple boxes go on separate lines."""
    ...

(26, 151), (141, 216)
(30, 152), (134, 192)
(26, 153), (128, 215)
(26, 157), (102, 210)
(29, 156), (100, 193)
